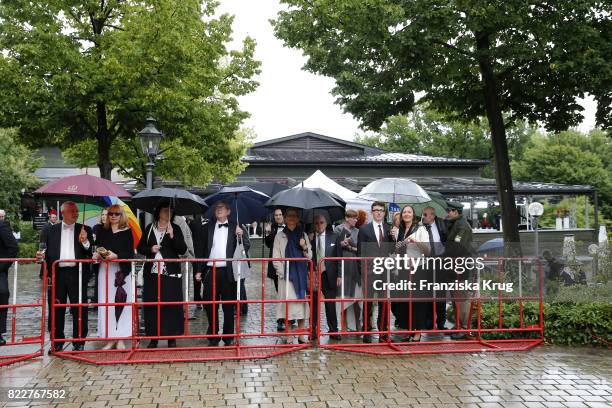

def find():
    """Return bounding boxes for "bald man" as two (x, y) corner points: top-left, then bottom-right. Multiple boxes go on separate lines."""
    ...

(37, 201), (93, 352)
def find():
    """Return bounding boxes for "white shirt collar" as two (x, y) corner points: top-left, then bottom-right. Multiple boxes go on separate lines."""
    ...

(62, 221), (75, 229)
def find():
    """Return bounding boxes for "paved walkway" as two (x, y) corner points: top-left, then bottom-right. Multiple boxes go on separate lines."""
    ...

(1, 345), (611, 407)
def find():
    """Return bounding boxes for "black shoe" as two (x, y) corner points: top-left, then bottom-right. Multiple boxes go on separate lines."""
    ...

(0, 335), (5, 346)
(167, 339), (176, 348)
(240, 307), (248, 316)
(196, 304), (203, 310)
(276, 320), (286, 332)
(208, 338), (220, 347)
(223, 338), (234, 346)
(450, 332), (467, 340)
(437, 322), (446, 331)
(379, 335), (389, 343)
(147, 340), (158, 349)
(329, 334), (341, 341)
(72, 343), (84, 351)
(49, 343), (63, 354)
(363, 335), (372, 343)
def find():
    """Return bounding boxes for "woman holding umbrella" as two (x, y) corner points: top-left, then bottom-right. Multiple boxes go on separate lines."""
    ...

(93, 204), (134, 350)
(272, 208), (312, 344)
(137, 202), (187, 348)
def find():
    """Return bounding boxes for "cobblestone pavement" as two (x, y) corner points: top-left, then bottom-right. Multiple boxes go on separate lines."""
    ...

(1, 345), (611, 407)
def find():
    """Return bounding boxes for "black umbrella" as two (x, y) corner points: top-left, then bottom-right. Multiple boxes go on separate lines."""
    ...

(131, 187), (208, 215)
(244, 182), (289, 198)
(264, 187), (346, 221)
(203, 186), (270, 224)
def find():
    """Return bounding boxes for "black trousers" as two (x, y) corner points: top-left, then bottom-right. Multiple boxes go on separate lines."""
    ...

(312, 272), (338, 333)
(193, 265), (203, 302)
(48, 266), (89, 345)
(203, 267), (237, 340)
(0, 270), (8, 334)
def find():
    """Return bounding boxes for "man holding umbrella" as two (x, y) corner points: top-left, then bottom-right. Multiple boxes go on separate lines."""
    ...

(195, 201), (250, 346)
(37, 201), (93, 352)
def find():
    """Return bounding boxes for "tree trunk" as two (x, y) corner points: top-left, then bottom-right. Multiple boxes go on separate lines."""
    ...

(96, 102), (113, 180)
(475, 32), (521, 250)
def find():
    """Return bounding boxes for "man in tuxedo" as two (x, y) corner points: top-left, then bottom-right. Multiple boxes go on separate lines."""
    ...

(37, 201), (93, 352)
(310, 214), (341, 340)
(419, 206), (448, 331)
(357, 201), (393, 343)
(264, 208), (288, 331)
(0, 218), (19, 346)
(38, 210), (58, 279)
(195, 201), (250, 346)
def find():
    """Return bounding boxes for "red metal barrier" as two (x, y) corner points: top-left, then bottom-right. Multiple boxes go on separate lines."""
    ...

(50, 257), (314, 364)
(0, 259), (47, 367)
(316, 256), (544, 355)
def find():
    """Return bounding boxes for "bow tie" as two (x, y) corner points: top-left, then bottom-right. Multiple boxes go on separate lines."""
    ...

(425, 224), (432, 230)
(218, 223), (229, 228)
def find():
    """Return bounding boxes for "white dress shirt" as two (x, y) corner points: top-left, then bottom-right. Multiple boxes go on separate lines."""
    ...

(372, 221), (384, 244)
(207, 220), (229, 267)
(59, 222), (89, 267)
(316, 231), (326, 272)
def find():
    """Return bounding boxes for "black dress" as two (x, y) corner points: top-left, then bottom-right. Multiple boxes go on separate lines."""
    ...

(137, 222), (187, 337)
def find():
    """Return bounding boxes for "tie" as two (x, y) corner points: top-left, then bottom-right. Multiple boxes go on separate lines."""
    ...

(378, 224), (383, 247)
(218, 223), (229, 228)
(317, 234), (325, 272)
(425, 224), (435, 255)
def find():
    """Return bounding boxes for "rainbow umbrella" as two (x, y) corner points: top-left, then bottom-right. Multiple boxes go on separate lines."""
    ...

(78, 197), (141, 249)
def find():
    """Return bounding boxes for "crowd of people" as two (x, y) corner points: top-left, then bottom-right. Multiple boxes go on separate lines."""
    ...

(1, 198), (486, 350)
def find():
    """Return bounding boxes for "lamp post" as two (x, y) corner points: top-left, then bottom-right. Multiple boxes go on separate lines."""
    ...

(138, 117), (163, 224)
(528, 202), (544, 259)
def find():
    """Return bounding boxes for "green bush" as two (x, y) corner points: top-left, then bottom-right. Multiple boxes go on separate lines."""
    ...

(18, 221), (40, 244)
(18, 242), (38, 258)
(478, 299), (611, 346)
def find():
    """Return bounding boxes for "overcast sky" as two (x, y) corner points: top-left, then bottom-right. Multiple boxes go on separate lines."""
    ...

(218, 0), (598, 143)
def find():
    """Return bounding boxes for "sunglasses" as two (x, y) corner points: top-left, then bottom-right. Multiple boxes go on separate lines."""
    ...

(108, 212), (122, 216)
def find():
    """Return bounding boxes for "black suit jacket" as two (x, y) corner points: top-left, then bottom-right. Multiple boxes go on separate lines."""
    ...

(357, 221), (393, 278)
(264, 223), (283, 278)
(0, 221), (19, 274)
(43, 222), (93, 274)
(311, 230), (340, 288)
(137, 222), (187, 276)
(200, 221), (250, 282)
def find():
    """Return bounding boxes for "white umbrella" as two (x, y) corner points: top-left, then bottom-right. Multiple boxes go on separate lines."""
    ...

(356, 178), (431, 204)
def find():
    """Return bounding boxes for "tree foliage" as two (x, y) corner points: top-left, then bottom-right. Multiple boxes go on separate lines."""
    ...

(0, 128), (42, 223)
(355, 106), (535, 178)
(513, 129), (612, 225)
(273, 0), (611, 245)
(0, 0), (260, 185)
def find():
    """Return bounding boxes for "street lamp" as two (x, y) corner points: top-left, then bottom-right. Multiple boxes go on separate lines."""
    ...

(528, 202), (544, 259)
(138, 117), (163, 191)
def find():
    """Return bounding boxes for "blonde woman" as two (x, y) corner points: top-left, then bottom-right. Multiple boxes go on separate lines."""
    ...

(273, 208), (312, 344)
(93, 204), (134, 350)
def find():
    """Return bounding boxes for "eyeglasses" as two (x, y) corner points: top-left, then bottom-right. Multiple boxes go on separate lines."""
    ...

(108, 212), (121, 217)
(372, 209), (385, 213)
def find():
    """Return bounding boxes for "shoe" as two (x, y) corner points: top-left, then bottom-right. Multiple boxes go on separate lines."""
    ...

(116, 340), (126, 350)
(208, 338), (220, 347)
(276, 320), (286, 332)
(379, 335), (389, 343)
(147, 340), (158, 349)
(437, 322), (446, 331)
(362, 335), (372, 344)
(0, 335), (5, 346)
(329, 334), (341, 341)
(396, 336), (413, 343)
(167, 339), (176, 348)
(196, 305), (203, 310)
(240, 307), (248, 316)
(411, 334), (421, 342)
(450, 332), (467, 340)
(49, 343), (63, 354)
(223, 338), (234, 346)
(73, 343), (84, 351)
(297, 336), (309, 344)
(102, 341), (116, 350)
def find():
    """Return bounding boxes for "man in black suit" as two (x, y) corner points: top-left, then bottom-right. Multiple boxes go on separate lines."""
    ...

(195, 201), (250, 346)
(357, 201), (393, 343)
(310, 214), (341, 340)
(0, 219), (19, 346)
(264, 208), (288, 331)
(189, 215), (209, 310)
(37, 201), (93, 352)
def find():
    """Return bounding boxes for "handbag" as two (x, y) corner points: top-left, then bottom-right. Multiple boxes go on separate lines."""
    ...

(232, 237), (251, 281)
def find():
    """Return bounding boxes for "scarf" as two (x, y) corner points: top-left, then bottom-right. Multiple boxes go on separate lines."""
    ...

(283, 226), (308, 300)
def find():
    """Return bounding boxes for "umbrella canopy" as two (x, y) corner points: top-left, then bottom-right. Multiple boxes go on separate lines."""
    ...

(357, 178), (430, 204)
(230, 182), (289, 198)
(204, 186), (270, 224)
(265, 187), (346, 222)
(411, 191), (448, 217)
(35, 174), (131, 198)
(131, 187), (208, 216)
(477, 238), (505, 254)
(79, 197), (142, 249)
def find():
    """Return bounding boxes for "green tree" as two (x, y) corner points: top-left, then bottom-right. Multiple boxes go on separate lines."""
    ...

(355, 106), (535, 178)
(0, 128), (42, 223)
(513, 130), (612, 227)
(0, 0), (260, 185)
(273, 0), (611, 245)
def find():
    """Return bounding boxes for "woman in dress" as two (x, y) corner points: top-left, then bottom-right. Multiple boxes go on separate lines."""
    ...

(272, 208), (312, 344)
(392, 204), (426, 342)
(137, 203), (187, 348)
(93, 204), (134, 350)
(333, 209), (362, 331)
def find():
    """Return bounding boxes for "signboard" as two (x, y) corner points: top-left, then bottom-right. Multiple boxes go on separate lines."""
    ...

(388, 203), (400, 213)
(32, 214), (49, 231)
